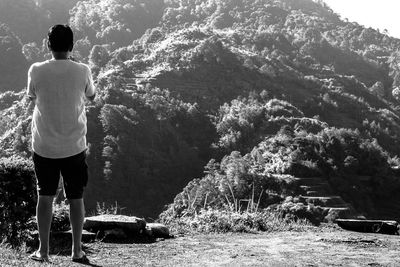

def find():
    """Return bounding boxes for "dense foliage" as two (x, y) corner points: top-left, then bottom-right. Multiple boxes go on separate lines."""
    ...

(161, 126), (399, 221)
(161, 208), (312, 233)
(0, 24), (28, 92)
(81, 78), (216, 217)
(69, 0), (164, 48)
(0, 156), (36, 245)
(215, 95), (327, 153)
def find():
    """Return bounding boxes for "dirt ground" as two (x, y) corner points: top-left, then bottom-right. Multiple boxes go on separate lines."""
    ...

(2, 227), (400, 266)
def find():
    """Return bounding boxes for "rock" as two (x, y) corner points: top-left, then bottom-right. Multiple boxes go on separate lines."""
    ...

(144, 227), (153, 237)
(146, 223), (170, 238)
(103, 228), (128, 241)
(336, 219), (399, 235)
(52, 229), (96, 243)
(84, 215), (146, 236)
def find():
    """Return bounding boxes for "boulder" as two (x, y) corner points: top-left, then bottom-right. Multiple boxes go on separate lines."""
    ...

(145, 223), (170, 238)
(84, 215), (146, 236)
(102, 228), (128, 241)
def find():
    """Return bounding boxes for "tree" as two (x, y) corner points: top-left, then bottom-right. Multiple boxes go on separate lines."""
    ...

(36, 0), (81, 24)
(0, 23), (28, 91)
(369, 81), (385, 97)
(388, 50), (400, 87)
(88, 45), (110, 74)
(22, 42), (49, 63)
(73, 37), (92, 61)
(392, 87), (400, 101)
(69, 0), (164, 48)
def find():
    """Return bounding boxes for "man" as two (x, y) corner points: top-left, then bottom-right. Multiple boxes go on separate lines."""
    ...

(27, 24), (95, 263)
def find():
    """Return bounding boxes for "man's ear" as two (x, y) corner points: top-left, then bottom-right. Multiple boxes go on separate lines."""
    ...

(68, 44), (74, 52)
(47, 40), (51, 51)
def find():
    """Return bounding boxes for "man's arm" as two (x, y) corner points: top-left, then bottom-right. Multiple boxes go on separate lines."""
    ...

(27, 97), (36, 114)
(26, 64), (36, 117)
(84, 65), (96, 102)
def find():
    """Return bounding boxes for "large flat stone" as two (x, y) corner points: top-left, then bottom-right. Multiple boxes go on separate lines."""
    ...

(28, 229), (96, 250)
(84, 215), (146, 235)
(336, 219), (399, 234)
(52, 229), (96, 243)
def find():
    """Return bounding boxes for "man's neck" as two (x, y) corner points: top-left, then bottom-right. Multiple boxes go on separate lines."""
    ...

(52, 52), (70, 60)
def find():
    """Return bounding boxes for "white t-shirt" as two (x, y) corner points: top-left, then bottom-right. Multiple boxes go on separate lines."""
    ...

(27, 59), (95, 159)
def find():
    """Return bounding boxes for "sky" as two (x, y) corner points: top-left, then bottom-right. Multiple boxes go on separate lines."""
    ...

(323, 0), (400, 38)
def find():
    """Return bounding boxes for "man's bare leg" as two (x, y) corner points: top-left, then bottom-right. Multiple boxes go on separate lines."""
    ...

(69, 198), (85, 258)
(36, 195), (54, 257)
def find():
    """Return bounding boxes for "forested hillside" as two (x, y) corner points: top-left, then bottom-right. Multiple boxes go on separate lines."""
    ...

(1, 0), (400, 220)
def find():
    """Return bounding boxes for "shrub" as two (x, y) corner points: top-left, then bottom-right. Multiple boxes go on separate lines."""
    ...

(28, 200), (72, 234)
(160, 208), (312, 234)
(268, 197), (326, 225)
(159, 153), (300, 220)
(51, 201), (70, 232)
(0, 156), (36, 246)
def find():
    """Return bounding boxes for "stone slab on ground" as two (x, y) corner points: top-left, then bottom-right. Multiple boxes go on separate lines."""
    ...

(30, 229), (96, 242)
(336, 219), (399, 235)
(28, 229), (96, 251)
(52, 229), (97, 243)
(84, 215), (146, 235)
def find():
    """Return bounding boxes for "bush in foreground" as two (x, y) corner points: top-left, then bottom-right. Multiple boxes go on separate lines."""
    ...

(51, 201), (70, 232)
(160, 208), (312, 234)
(0, 156), (36, 246)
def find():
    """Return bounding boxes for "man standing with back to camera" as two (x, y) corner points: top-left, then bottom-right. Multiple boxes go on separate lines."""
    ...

(27, 24), (95, 263)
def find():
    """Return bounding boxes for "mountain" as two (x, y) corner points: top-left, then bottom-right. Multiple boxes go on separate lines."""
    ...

(1, 0), (400, 220)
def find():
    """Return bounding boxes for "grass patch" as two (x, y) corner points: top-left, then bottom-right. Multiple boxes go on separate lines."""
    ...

(0, 242), (57, 267)
(0, 241), (94, 266)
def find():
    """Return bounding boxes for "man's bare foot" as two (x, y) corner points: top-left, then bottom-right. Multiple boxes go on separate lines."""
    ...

(72, 251), (89, 263)
(28, 250), (50, 262)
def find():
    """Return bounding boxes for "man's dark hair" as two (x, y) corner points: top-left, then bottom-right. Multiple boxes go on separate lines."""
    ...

(47, 24), (74, 52)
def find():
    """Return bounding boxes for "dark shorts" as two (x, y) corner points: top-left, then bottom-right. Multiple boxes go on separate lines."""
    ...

(33, 150), (88, 199)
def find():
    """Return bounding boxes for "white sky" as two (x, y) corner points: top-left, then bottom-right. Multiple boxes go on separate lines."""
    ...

(323, 0), (400, 38)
